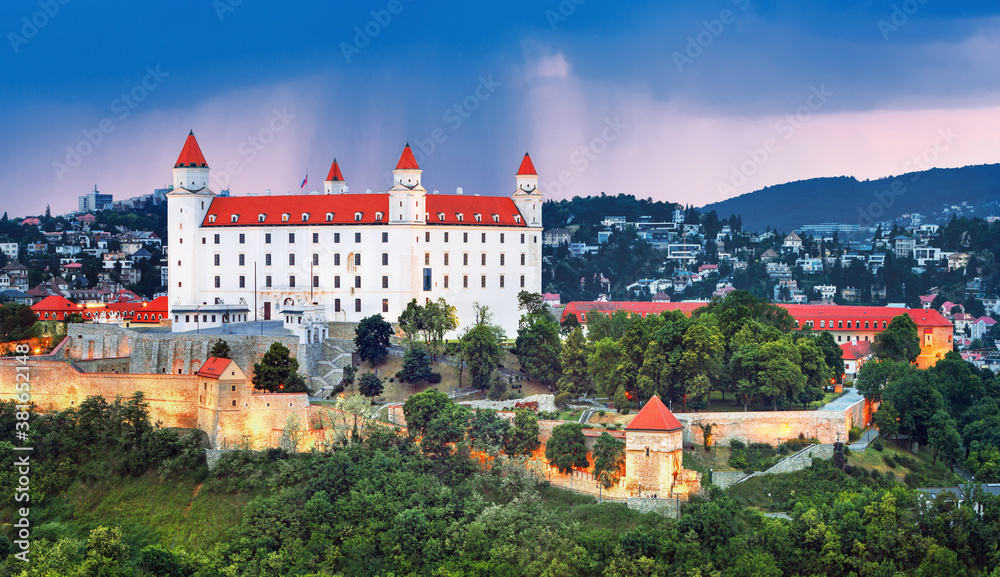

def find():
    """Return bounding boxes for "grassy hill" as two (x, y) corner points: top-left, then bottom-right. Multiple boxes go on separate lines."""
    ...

(700, 163), (1000, 232)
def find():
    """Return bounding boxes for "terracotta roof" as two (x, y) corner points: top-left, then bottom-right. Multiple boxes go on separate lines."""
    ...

(841, 340), (873, 361)
(395, 144), (420, 170)
(561, 301), (706, 322)
(977, 317), (997, 325)
(174, 131), (209, 168)
(516, 153), (537, 176)
(196, 357), (233, 379)
(625, 395), (683, 431)
(202, 193), (527, 227)
(325, 159), (344, 181)
(919, 295), (936, 303)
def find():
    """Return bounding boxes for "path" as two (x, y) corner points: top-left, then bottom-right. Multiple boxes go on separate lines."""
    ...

(819, 388), (863, 412)
(849, 427), (879, 451)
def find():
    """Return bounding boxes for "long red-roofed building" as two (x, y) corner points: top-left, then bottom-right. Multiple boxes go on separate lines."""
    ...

(562, 300), (954, 369)
(167, 133), (544, 337)
(32, 295), (169, 326)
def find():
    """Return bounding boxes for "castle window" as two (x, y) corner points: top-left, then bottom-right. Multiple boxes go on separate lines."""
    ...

(514, 215), (521, 223)
(239, 254), (245, 266)
(326, 212), (334, 222)
(521, 253), (526, 266)
(382, 299), (389, 313)
(289, 254), (295, 266)
(334, 276), (341, 288)
(492, 214), (499, 223)
(838, 321), (843, 328)
(521, 233), (525, 243)
(266, 276), (271, 287)
(355, 298), (361, 312)
(313, 253), (319, 266)
(334, 232), (340, 243)
(313, 276), (319, 288)
(481, 233), (486, 243)
(865, 321), (869, 328)
(456, 213), (464, 222)
(646, 448), (650, 457)
(289, 233), (295, 243)
(208, 215), (217, 223)
(474, 213), (482, 222)
(313, 233), (319, 243)
(335, 298), (341, 312)
(301, 213), (310, 222)
(820, 321), (825, 328)
(375, 212), (384, 221)
(355, 232), (361, 243)
(463, 275), (468, 288)
(381, 253), (388, 266)
(232, 400), (237, 406)
(265, 253), (272, 266)
(500, 254), (505, 266)
(239, 276), (245, 288)
(259, 214), (266, 222)
(282, 213), (290, 222)
(289, 276), (296, 287)
(232, 214), (239, 223)
(382, 275), (389, 288)
(500, 233), (505, 243)
(354, 253), (361, 266)
(444, 253), (449, 266)
(354, 276), (361, 288)
(265, 233), (271, 244)
(214, 254), (220, 266)
(214, 276), (220, 288)
(481, 275), (486, 288)
(463, 253), (468, 266)
(500, 275), (505, 288)
(481, 253), (487, 266)
(425, 231), (431, 243)
(520, 275), (525, 288)
(425, 253), (430, 265)
(239, 233), (245, 244)
(463, 232), (468, 243)
(444, 275), (449, 288)
(214, 234), (220, 244)
(354, 212), (363, 221)
(437, 212), (445, 221)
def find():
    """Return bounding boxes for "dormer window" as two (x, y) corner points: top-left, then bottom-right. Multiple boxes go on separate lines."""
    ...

(208, 215), (217, 223)
(492, 214), (499, 223)
(301, 213), (310, 222)
(231, 214), (239, 223)
(437, 212), (445, 221)
(281, 213), (290, 222)
(514, 215), (522, 223)
(326, 212), (334, 222)
(354, 212), (363, 221)
(375, 212), (384, 221)
(258, 214), (266, 223)
(474, 213), (482, 223)
(456, 213), (464, 222)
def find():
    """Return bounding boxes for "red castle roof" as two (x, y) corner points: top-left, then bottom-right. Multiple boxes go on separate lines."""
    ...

(395, 144), (420, 170)
(175, 131), (209, 168)
(626, 395), (683, 431)
(841, 340), (873, 361)
(201, 194), (528, 227)
(517, 153), (537, 176)
(326, 159), (344, 181)
(32, 295), (168, 321)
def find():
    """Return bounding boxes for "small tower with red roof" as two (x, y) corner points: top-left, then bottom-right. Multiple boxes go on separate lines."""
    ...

(623, 395), (700, 498)
(172, 130), (211, 191)
(323, 158), (348, 195)
(389, 144), (426, 224)
(511, 152), (542, 228)
(167, 131), (215, 307)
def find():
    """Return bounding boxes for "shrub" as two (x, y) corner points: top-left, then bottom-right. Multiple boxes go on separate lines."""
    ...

(388, 378), (394, 383)
(554, 392), (573, 409)
(885, 471), (896, 483)
(883, 455), (896, 468)
(598, 410), (606, 417)
(333, 384), (345, 394)
(848, 426), (863, 443)
(870, 469), (883, 482)
(872, 439), (884, 452)
(427, 373), (442, 384)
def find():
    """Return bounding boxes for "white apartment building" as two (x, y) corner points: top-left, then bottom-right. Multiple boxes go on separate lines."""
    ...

(0, 243), (18, 262)
(167, 132), (543, 337)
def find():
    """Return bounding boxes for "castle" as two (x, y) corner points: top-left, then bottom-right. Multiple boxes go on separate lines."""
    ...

(167, 132), (543, 338)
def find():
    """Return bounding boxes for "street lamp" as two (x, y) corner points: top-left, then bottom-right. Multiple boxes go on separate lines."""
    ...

(768, 492), (772, 512)
(596, 480), (603, 503)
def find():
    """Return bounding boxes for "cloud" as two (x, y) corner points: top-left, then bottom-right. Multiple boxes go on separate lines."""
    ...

(531, 53), (572, 79)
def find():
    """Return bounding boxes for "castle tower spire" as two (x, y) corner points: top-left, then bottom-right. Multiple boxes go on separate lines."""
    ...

(389, 143), (425, 223)
(512, 152), (542, 227)
(172, 131), (211, 191)
(324, 158), (348, 194)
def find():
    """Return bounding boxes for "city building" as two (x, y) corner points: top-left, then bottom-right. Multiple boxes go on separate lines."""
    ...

(78, 185), (114, 212)
(167, 132), (543, 337)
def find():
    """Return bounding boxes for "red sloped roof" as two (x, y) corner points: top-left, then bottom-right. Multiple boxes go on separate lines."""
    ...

(196, 357), (233, 379)
(326, 159), (344, 181)
(517, 153), (537, 176)
(175, 131), (209, 168)
(841, 340), (873, 361)
(32, 295), (76, 312)
(202, 194), (527, 227)
(781, 304), (953, 328)
(425, 195), (527, 227)
(203, 194), (390, 226)
(561, 301), (706, 322)
(626, 395), (683, 431)
(395, 144), (420, 170)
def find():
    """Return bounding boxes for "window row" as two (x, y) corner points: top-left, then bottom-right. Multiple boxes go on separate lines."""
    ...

(213, 252), (528, 267)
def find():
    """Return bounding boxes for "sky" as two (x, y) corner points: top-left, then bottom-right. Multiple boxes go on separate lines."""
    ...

(2, 0), (1000, 217)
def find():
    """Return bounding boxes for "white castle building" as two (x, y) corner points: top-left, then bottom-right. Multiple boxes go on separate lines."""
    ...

(167, 132), (543, 338)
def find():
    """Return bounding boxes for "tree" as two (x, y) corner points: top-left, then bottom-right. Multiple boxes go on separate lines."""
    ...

(461, 305), (506, 389)
(402, 388), (452, 436)
(557, 327), (594, 398)
(504, 409), (540, 456)
(855, 359), (912, 403)
(210, 339), (231, 359)
(927, 411), (962, 466)
(517, 290), (547, 317)
(252, 342), (308, 393)
(400, 346), (434, 383)
(422, 403), (470, 458)
(874, 314), (920, 363)
(560, 312), (580, 335)
(884, 371), (944, 446)
(355, 314), (393, 366)
(795, 337), (832, 408)
(873, 400), (900, 440)
(357, 372), (384, 401)
(468, 409), (510, 453)
(514, 312), (562, 389)
(487, 370), (508, 401)
(677, 322), (725, 408)
(65, 312), (85, 324)
(398, 298), (458, 359)
(341, 364), (356, 388)
(545, 423), (590, 474)
(588, 338), (627, 398)
(593, 432), (626, 487)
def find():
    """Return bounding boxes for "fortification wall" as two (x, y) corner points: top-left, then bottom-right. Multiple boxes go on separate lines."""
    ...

(675, 404), (861, 446)
(0, 359), (199, 428)
(73, 357), (131, 374)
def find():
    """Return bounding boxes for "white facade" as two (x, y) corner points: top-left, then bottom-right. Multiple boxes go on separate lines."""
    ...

(167, 136), (542, 338)
(0, 243), (18, 261)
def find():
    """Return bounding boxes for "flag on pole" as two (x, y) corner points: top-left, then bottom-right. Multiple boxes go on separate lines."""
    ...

(300, 172), (308, 189)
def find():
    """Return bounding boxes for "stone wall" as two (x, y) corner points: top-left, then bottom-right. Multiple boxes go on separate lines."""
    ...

(626, 497), (680, 518)
(675, 398), (867, 446)
(73, 357), (131, 374)
(711, 471), (748, 489)
(0, 359), (200, 429)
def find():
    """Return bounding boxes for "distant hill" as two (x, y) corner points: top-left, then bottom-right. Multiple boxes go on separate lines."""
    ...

(699, 164), (1000, 232)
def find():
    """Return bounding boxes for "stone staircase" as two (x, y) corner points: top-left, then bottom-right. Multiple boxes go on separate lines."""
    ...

(311, 338), (355, 397)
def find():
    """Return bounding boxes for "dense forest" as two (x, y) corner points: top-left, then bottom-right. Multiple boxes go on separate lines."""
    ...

(3, 392), (1000, 576)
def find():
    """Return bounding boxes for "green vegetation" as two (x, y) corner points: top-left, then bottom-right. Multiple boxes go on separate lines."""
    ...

(250, 342), (307, 393)
(544, 423), (589, 474)
(208, 339), (231, 359)
(354, 314), (393, 366)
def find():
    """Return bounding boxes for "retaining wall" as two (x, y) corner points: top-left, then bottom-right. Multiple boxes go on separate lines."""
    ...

(675, 399), (869, 446)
